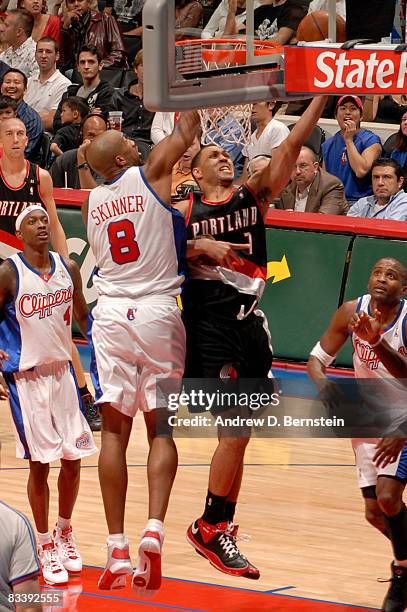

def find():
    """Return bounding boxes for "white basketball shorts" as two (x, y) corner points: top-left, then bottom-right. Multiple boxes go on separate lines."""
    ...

(89, 295), (186, 417)
(5, 360), (97, 464)
(352, 438), (407, 488)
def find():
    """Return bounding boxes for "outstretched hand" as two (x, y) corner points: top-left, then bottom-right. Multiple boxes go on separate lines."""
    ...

(349, 309), (383, 345)
(373, 438), (406, 468)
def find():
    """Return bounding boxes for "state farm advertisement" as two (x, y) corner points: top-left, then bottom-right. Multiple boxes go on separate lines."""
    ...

(285, 46), (407, 94)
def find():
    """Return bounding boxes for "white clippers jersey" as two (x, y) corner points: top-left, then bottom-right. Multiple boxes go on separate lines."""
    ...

(0, 252), (73, 373)
(87, 166), (186, 299)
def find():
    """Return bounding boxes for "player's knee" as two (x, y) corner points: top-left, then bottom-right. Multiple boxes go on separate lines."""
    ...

(377, 490), (402, 517)
(218, 436), (250, 453)
(60, 458), (81, 477)
(28, 461), (50, 485)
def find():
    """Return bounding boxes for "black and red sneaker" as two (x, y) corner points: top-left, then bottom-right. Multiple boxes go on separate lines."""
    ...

(186, 518), (260, 579)
(381, 562), (407, 612)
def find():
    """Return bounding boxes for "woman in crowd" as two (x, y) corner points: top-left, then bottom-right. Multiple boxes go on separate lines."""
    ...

(384, 111), (407, 191)
(18, 0), (61, 43)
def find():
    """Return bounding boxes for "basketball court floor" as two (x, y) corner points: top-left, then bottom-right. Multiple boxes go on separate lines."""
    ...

(0, 349), (392, 611)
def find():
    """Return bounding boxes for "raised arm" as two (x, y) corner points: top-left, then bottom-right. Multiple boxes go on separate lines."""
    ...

(39, 169), (69, 259)
(248, 96), (328, 216)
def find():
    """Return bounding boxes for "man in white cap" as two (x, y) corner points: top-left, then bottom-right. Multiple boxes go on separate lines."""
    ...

(0, 204), (97, 585)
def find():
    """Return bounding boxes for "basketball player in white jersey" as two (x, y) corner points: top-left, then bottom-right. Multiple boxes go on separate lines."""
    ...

(0, 117), (101, 431)
(307, 258), (407, 611)
(0, 205), (97, 586)
(83, 114), (201, 596)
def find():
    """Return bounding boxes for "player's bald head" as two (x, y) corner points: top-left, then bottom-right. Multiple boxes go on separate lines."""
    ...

(0, 117), (26, 135)
(86, 130), (140, 179)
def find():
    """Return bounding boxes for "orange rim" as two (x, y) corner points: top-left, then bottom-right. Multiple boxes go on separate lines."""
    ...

(175, 38), (283, 65)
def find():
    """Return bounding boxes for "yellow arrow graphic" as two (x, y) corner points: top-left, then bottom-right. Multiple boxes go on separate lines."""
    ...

(267, 255), (291, 284)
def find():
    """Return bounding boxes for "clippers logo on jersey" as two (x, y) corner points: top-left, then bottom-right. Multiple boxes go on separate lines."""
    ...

(75, 431), (92, 449)
(190, 206), (258, 238)
(89, 195), (145, 226)
(126, 307), (136, 320)
(353, 337), (380, 371)
(19, 286), (73, 319)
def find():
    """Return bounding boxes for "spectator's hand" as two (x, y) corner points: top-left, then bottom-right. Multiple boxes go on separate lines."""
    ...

(373, 437), (406, 468)
(103, 6), (113, 14)
(62, 9), (81, 29)
(343, 119), (358, 142)
(77, 139), (91, 165)
(91, 107), (103, 115)
(349, 309), (382, 345)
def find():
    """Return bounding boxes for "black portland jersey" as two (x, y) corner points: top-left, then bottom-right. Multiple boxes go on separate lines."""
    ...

(0, 161), (45, 235)
(183, 185), (267, 320)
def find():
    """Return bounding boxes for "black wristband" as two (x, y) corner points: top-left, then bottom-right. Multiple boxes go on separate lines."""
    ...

(77, 162), (89, 170)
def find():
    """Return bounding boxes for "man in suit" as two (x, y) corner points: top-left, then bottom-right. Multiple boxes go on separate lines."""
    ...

(278, 146), (348, 214)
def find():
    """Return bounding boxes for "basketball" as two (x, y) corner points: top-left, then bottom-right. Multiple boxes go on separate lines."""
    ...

(296, 11), (346, 43)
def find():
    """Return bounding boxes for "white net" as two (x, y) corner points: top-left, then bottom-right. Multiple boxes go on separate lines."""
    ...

(199, 105), (252, 147)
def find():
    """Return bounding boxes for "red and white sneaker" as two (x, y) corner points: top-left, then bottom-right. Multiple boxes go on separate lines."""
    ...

(187, 518), (260, 579)
(53, 526), (82, 573)
(98, 539), (133, 590)
(132, 530), (163, 598)
(39, 543), (68, 585)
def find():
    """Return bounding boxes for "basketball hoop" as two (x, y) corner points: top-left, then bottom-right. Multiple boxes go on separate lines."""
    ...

(175, 38), (283, 147)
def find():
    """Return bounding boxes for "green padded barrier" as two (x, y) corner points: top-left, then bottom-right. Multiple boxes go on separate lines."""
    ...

(336, 236), (407, 367)
(261, 228), (352, 361)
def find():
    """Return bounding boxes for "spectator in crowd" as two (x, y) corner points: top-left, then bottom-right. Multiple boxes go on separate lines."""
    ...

(347, 158), (407, 221)
(110, 49), (154, 161)
(240, 100), (289, 180)
(50, 112), (106, 188)
(252, 0), (311, 43)
(0, 94), (17, 120)
(104, 0), (144, 64)
(277, 145), (348, 214)
(202, 0), (261, 38)
(151, 111), (176, 144)
(17, 0), (60, 44)
(1, 68), (42, 161)
(50, 95), (89, 156)
(247, 152), (271, 176)
(363, 94), (407, 125)
(0, 500), (42, 612)
(0, 9), (38, 78)
(175, 0), (203, 33)
(53, 44), (114, 133)
(60, 0), (128, 72)
(384, 111), (407, 190)
(171, 136), (201, 201)
(345, 0), (396, 42)
(24, 37), (70, 131)
(322, 95), (382, 205)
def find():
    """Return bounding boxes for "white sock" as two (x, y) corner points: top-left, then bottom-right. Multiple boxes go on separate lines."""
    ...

(107, 533), (127, 547)
(145, 519), (164, 538)
(57, 516), (71, 531)
(38, 532), (52, 547)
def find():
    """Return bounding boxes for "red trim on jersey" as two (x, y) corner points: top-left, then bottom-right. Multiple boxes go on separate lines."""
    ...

(185, 191), (194, 226)
(225, 257), (267, 280)
(0, 159), (30, 191)
(244, 180), (264, 212)
(201, 188), (237, 206)
(0, 229), (23, 249)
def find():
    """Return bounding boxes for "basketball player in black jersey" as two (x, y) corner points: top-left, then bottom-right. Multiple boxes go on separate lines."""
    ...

(176, 96), (328, 579)
(0, 117), (101, 430)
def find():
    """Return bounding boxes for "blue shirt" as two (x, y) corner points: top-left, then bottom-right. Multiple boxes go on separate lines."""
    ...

(390, 148), (407, 169)
(322, 129), (382, 201)
(347, 189), (407, 220)
(17, 100), (43, 163)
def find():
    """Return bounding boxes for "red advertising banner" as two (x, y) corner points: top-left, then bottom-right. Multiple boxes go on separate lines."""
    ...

(285, 46), (407, 94)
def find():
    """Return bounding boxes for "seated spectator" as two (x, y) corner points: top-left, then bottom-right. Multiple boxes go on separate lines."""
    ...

(151, 110), (175, 145)
(347, 158), (407, 220)
(18, 0), (60, 43)
(253, 0), (311, 43)
(247, 153), (271, 176)
(172, 136), (201, 201)
(1, 67), (42, 161)
(385, 111), (407, 190)
(24, 37), (70, 131)
(202, 0), (261, 39)
(60, 0), (128, 72)
(277, 145), (348, 214)
(53, 44), (114, 133)
(0, 9), (38, 78)
(104, 0), (144, 64)
(110, 49), (154, 159)
(175, 0), (203, 33)
(321, 95), (382, 205)
(241, 100), (289, 180)
(345, 0), (396, 43)
(50, 95), (89, 156)
(50, 111), (106, 187)
(363, 95), (407, 125)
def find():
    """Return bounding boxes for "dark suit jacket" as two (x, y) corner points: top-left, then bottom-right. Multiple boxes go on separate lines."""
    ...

(278, 169), (348, 215)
